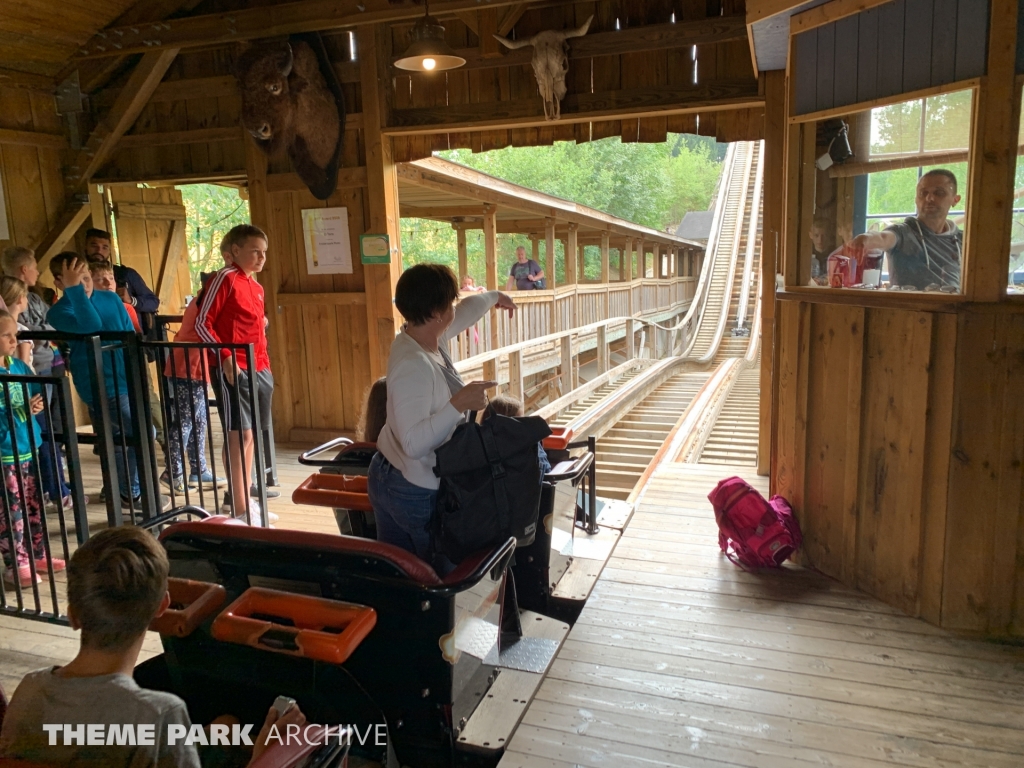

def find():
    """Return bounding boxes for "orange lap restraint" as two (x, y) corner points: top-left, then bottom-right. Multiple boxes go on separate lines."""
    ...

(211, 587), (377, 665)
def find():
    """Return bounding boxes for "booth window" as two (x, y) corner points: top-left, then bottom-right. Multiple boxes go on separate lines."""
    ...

(798, 88), (973, 295)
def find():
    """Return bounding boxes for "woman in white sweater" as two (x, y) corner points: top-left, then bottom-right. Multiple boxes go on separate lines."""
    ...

(371, 264), (515, 565)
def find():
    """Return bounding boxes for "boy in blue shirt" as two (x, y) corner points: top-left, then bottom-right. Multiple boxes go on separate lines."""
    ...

(46, 254), (169, 514)
(0, 310), (50, 587)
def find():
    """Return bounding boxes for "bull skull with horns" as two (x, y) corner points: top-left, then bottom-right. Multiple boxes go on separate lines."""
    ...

(493, 16), (593, 120)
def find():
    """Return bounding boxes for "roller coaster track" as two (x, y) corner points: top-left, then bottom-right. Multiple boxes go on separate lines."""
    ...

(542, 140), (765, 509)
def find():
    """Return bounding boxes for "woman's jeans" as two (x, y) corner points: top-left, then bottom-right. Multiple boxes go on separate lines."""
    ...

(89, 393), (147, 500)
(367, 453), (436, 562)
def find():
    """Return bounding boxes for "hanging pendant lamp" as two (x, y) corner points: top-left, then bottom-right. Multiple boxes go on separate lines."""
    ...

(394, 0), (466, 72)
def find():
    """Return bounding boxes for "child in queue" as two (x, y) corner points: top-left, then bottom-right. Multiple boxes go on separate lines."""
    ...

(0, 276), (36, 368)
(196, 225), (274, 526)
(0, 310), (51, 587)
(1, 247), (74, 511)
(91, 261), (143, 333)
(46, 253), (171, 514)
(161, 273), (225, 493)
(0, 526), (306, 767)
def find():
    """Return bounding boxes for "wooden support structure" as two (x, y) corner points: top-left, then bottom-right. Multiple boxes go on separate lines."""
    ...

(359, 24), (403, 381)
(455, 225), (468, 281)
(565, 223), (579, 285)
(508, 348), (524, 400)
(596, 325), (608, 375)
(760, 70), (786, 476)
(64, 49), (180, 194)
(544, 218), (556, 290)
(559, 335), (573, 395)
(483, 203), (499, 389)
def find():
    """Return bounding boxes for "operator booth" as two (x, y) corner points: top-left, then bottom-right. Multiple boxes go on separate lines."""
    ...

(762, 0), (1024, 636)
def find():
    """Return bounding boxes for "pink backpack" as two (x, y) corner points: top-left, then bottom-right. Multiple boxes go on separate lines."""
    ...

(708, 477), (802, 569)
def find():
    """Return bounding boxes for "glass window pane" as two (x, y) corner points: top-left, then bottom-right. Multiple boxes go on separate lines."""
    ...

(870, 99), (923, 156)
(922, 91), (972, 152)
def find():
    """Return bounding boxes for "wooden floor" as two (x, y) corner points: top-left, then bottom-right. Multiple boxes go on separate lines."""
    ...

(0, 443), (340, 696)
(498, 462), (1024, 768)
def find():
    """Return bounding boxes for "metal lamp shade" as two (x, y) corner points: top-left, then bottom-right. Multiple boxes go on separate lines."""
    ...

(394, 16), (466, 72)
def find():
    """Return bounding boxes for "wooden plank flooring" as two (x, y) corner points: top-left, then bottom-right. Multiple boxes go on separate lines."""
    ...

(0, 443), (340, 696)
(498, 462), (1024, 768)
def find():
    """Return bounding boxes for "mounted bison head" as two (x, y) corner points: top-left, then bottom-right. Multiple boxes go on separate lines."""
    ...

(493, 16), (593, 120)
(235, 36), (345, 200)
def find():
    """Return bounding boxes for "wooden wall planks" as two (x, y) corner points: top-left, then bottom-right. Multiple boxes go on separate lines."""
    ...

(776, 299), (1024, 636)
(792, 0), (989, 115)
(0, 85), (65, 259)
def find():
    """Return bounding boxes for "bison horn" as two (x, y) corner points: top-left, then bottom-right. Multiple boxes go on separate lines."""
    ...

(493, 33), (534, 50)
(563, 15), (594, 40)
(279, 43), (294, 77)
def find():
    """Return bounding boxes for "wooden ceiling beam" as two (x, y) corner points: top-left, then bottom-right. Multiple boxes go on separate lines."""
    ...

(0, 128), (67, 150)
(398, 15), (747, 70)
(74, 0), (534, 59)
(57, 0), (207, 91)
(64, 48), (180, 193)
(387, 80), (762, 134)
(32, 203), (91, 264)
(497, 3), (530, 36)
(0, 67), (53, 92)
(398, 162), (695, 246)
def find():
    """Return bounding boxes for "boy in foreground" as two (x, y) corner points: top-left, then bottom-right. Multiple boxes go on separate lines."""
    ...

(196, 226), (274, 525)
(0, 526), (305, 767)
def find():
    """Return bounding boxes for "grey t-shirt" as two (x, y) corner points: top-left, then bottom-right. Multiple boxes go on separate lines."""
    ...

(884, 217), (962, 290)
(0, 667), (200, 768)
(509, 259), (541, 290)
(22, 292), (56, 373)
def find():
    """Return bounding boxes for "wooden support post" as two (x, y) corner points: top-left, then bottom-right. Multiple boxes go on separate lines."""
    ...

(508, 348), (523, 400)
(559, 335), (573, 395)
(618, 246), (625, 282)
(596, 325), (608, 374)
(760, 68), (786, 476)
(455, 224), (468, 282)
(89, 184), (108, 232)
(359, 24), (403, 381)
(565, 223), (578, 284)
(531, 236), (541, 268)
(963, 0), (1020, 301)
(483, 204), (498, 291)
(638, 241), (646, 278)
(600, 231), (610, 317)
(600, 231), (610, 283)
(626, 317), (636, 360)
(544, 218), (556, 289)
(483, 203), (499, 388)
(652, 243), (662, 278)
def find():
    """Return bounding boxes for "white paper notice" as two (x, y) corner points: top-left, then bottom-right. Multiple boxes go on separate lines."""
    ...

(301, 207), (352, 275)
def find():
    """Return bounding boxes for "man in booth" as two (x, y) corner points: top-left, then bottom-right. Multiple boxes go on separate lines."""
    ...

(849, 169), (962, 291)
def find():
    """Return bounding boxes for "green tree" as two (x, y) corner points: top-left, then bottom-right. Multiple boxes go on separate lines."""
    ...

(401, 134), (724, 276)
(179, 184), (251, 293)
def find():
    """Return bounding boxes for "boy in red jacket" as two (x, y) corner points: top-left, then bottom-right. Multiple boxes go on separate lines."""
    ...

(196, 225), (273, 524)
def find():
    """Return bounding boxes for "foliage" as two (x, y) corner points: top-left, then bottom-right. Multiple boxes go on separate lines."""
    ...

(178, 184), (251, 294)
(400, 135), (724, 284)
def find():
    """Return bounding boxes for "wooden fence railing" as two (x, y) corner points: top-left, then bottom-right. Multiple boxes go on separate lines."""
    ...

(449, 276), (696, 362)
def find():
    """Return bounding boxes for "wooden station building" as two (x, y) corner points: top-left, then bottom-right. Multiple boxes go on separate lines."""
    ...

(1, 0), (1023, 648)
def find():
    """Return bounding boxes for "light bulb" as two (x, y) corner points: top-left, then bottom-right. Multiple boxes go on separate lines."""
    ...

(422, 57), (437, 70)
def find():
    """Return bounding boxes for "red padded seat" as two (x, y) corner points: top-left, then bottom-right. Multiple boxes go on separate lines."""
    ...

(159, 523), (493, 587)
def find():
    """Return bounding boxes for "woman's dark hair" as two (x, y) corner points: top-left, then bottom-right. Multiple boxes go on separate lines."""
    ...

(394, 263), (459, 326)
(358, 377), (388, 443)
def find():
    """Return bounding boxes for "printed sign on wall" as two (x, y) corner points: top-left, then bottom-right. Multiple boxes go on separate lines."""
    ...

(301, 207), (352, 275)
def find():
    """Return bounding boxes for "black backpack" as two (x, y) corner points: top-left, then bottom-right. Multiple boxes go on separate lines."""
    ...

(432, 414), (551, 563)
